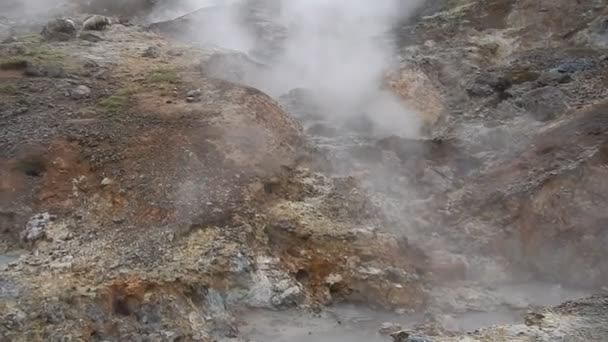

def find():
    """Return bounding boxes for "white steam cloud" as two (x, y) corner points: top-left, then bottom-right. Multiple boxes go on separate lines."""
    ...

(162, 0), (425, 138)
(266, 0), (423, 137)
(0, 0), (69, 19)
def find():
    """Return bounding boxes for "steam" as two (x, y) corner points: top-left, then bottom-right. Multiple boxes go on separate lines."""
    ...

(0, 0), (69, 19)
(158, 0), (425, 138)
(264, 0), (423, 137)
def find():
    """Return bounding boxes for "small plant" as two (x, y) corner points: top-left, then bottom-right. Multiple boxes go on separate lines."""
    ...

(0, 85), (17, 95)
(146, 68), (180, 84)
(0, 40), (66, 71)
(24, 46), (66, 64)
(97, 88), (133, 113)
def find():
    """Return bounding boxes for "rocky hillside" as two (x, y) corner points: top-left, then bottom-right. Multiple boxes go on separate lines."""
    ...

(1, 0), (608, 341)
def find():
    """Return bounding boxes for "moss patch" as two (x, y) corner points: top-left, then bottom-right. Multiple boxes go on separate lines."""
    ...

(146, 68), (180, 84)
(0, 37), (67, 71)
(0, 84), (17, 95)
(97, 88), (134, 113)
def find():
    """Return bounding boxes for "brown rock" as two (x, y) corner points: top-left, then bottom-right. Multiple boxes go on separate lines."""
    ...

(385, 65), (445, 126)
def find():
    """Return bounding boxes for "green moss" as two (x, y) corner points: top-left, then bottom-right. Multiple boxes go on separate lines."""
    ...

(0, 85), (17, 95)
(0, 39), (66, 70)
(146, 68), (180, 84)
(97, 88), (134, 113)
(23, 46), (66, 63)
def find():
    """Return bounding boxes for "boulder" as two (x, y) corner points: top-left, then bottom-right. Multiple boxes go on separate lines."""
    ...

(386, 65), (445, 125)
(21, 213), (55, 243)
(517, 86), (570, 121)
(41, 19), (77, 41)
(466, 72), (512, 97)
(83, 15), (112, 31)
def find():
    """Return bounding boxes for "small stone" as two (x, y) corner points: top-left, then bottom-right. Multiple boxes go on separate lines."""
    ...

(84, 60), (100, 68)
(186, 89), (202, 102)
(271, 285), (303, 308)
(71, 85), (91, 99)
(83, 15), (111, 31)
(390, 330), (411, 342)
(100, 177), (112, 186)
(524, 312), (545, 327)
(325, 273), (343, 285)
(57, 231), (74, 241)
(187, 89), (202, 97)
(112, 217), (125, 224)
(390, 330), (433, 342)
(379, 322), (404, 335)
(142, 46), (161, 58)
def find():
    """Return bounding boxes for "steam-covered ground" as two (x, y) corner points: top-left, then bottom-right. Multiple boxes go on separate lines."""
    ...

(2, 0), (608, 341)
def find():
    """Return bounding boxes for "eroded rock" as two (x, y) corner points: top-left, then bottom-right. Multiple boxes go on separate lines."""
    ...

(41, 19), (77, 41)
(83, 15), (111, 31)
(21, 213), (54, 243)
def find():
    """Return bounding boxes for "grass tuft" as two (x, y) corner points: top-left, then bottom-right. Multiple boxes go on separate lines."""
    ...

(97, 88), (134, 113)
(0, 85), (17, 95)
(146, 68), (180, 84)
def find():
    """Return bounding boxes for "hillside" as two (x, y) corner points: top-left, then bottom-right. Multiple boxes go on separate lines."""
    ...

(1, 0), (608, 341)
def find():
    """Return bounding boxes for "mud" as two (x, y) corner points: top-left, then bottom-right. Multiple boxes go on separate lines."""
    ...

(239, 280), (587, 342)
